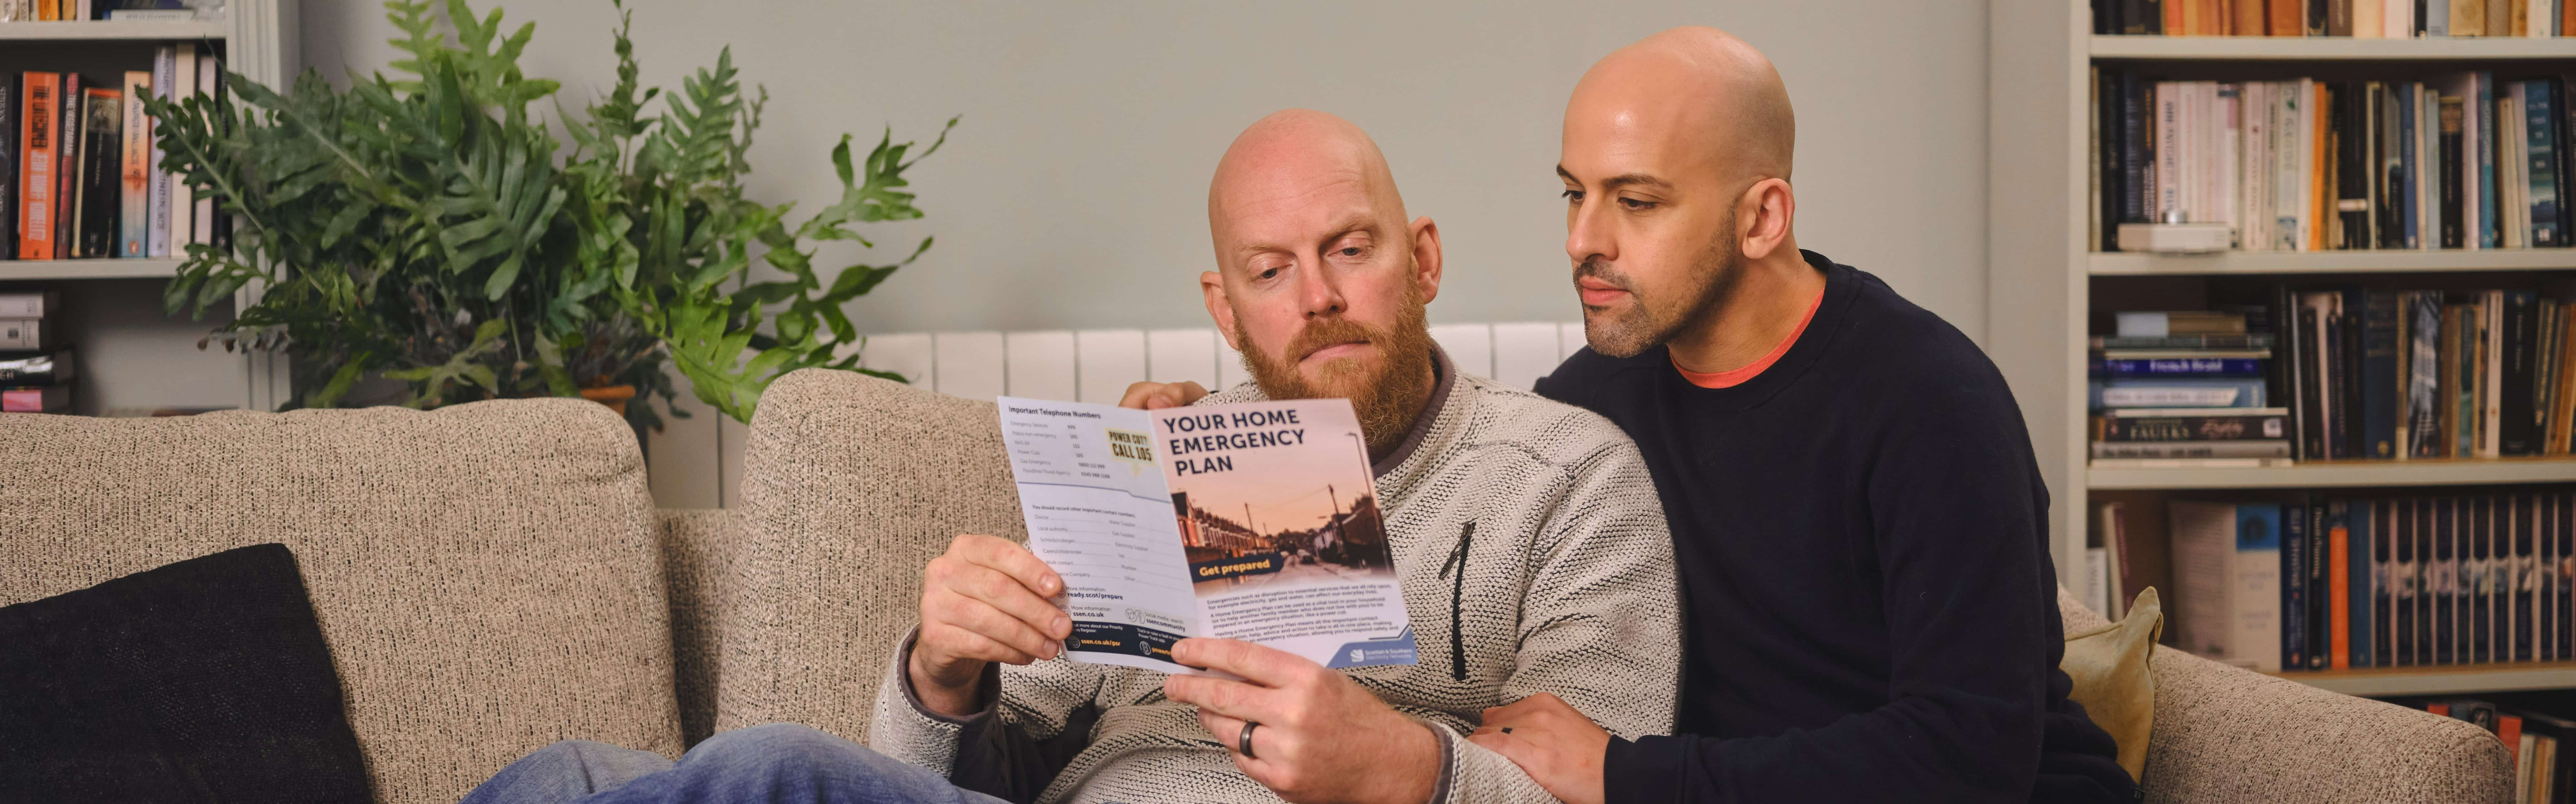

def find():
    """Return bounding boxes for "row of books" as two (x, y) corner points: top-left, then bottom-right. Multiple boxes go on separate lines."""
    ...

(2092, 71), (2576, 253)
(2093, 0), (2573, 36)
(2400, 699), (2573, 804)
(2123, 492), (2574, 674)
(2089, 311), (2285, 464)
(2, 45), (228, 262)
(0, 1), (195, 22)
(1, 291), (69, 412)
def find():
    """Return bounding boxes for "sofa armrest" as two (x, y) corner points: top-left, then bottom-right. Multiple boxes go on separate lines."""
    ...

(2058, 585), (2510, 802)
(2140, 645), (2509, 803)
(658, 507), (737, 747)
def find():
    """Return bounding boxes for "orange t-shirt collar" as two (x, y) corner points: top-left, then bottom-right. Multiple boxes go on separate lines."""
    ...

(1671, 287), (1826, 389)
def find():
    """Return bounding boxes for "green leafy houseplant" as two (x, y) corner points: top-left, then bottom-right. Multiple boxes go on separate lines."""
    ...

(146, 0), (953, 426)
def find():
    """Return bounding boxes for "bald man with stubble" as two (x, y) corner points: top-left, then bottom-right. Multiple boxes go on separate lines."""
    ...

(1458, 27), (2138, 804)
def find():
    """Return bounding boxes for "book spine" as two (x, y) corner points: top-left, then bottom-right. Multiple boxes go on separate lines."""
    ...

(2390, 83), (2411, 248)
(2093, 334), (2281, 349)
(50, 73), (77, 261)
(2438, 497), (2458, 664)
(2332, 500), (2354, 669)
(2101, 70), (2123, 250)
(2533, 80), (2563, 246)
(2477, 496), (2495, 663)
(2340, 82), (2373, 248)
(2545, 487), (2565, 665)
(2522, 494), (2539, 662)
(167, 44), (193, 252)
(190, 53), (216, 249)
(2311, 501), (2332, 669)
(2285, 502), (2310, 671)
(2362, 500), (2383, 667)
(2483, 72), (2501, 248)
(2366, 291), (2402, 457)
(2302, 302), (2329, 456)
(2411, 293), (2444, 456)
(2328, 297), (2353, 458)
(2443, 94), (2467, 248)
(2274, 0), (2306, 35)
(2160, 82), (2184, 221)
(2370, 502), (2390, 665)
(2096, 413), (2290, 441)
(2124, 72), (2150, 226)
(2506, 291), (2542, 455)
(0, 78), (13, 261)
(146, 45), (172, 258)
(2487, 291), (2508, 457)
(2090, 441), (2295, 458)
(2094, 357), (2266, 375)
(76, 89), (117, 259)
(18, 73), (55, 261)
(118, 72), (147, 257)
(2398, 497), (2417, 667)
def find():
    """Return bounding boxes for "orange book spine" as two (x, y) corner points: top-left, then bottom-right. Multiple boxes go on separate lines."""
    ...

(17, 73), (56, 261)
(2313, 83), (2332, 252)
(2272, 0), (2305, 35)
(2330, 524), (2351, 669)
(2169, 0), (2189, 34)
(2235, 0), (2269, 34)
(2502, 715), (2525, 768)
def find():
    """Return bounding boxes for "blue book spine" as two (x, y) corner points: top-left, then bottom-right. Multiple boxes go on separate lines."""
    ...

(2089, 378), (2270, 410)
(2436, 497), (2456, 665)
(2363, 291), (2400, 458)
(2481, 71), (2500, 249)
(2352, 499), (2376, 669)
(2397, 498), (2417, 667)
(2091, 357), (2265, 376)
(2530, 81), (2563, 247)
(2283, 502), (2308, 672)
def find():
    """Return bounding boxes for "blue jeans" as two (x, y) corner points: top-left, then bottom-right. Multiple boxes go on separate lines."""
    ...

(458, 723), (1009, 804)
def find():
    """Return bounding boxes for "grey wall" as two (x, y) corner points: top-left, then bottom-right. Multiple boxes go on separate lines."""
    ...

(301, 0), (1989, 340)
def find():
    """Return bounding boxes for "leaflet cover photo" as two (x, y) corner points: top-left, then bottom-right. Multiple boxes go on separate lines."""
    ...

(997, 395), (1417, 675)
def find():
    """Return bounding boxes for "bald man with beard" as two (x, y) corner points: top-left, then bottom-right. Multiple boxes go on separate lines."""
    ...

(449, 110), (1682, 804)
(1458, 27), (2137, 804)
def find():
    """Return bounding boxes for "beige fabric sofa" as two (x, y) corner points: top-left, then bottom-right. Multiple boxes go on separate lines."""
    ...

(0, 367), (2514, 803)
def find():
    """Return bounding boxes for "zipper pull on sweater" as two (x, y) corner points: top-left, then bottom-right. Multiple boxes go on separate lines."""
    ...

(1440, 521), (1475, 681)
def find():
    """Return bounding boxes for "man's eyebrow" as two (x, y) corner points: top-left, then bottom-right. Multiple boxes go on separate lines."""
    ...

(1558, 165), (1675, 192)
(1230, 214), (1381, 258)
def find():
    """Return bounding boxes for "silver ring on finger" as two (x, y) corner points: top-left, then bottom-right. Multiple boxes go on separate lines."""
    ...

(1239, 720), (1260, 759)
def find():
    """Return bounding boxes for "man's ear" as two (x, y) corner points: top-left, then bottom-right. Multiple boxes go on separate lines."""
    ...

(1736, 178), (1795, 261)
(1408, 216), (1443, 304)
(1203, 271), (1241, 351)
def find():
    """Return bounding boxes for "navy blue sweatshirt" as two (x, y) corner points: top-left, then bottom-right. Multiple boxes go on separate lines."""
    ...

(1534, 252), (2133, 804)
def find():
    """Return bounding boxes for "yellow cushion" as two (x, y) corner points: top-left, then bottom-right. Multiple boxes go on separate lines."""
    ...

(2062, 586), (2161, 782)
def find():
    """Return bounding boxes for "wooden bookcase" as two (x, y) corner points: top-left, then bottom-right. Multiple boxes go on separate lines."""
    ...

(0, 2), (296, 415)
(1990, 1), (2576, 696)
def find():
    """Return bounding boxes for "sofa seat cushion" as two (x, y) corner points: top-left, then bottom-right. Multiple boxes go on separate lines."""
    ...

(0, 400), (679, 804)
(0, 543), (370, 804)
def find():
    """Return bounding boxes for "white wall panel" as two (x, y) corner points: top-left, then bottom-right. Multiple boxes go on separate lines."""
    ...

(1492, 322), (1562, 390)
(1558, 321), (1586, 361)
(859, 332), (936, 390)
(1218, 336), (1250, 390)
(1429, 323), (1493, 379)
(1147, 328), (1221, 391)
(1075, 329), (1148, 403)
(1005, 331), (1078, 401)
(933, 331), (1007, 402)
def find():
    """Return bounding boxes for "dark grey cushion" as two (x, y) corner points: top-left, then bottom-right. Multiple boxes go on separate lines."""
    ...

(0, 543), (371, 803)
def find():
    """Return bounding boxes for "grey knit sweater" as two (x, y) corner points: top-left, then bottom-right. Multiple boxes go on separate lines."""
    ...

(871, 350), (1680, 804)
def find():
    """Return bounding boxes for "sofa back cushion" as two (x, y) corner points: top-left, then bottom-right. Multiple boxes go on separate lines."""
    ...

(0, 400), (679, 804)
(718, 369), (1025, 742)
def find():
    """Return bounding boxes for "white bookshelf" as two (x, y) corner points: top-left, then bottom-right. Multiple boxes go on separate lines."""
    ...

(4, 258), (186, 280)
(2091, 457), (2576, 489)
(2091, 34), (2576, 61)
(1991, 3), (2576, 658)
(0, 20), (227, 41)
(2277, 663), (2576, 696)
(2092, 248), (2576, 275)
(0, 2), (296, 415)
